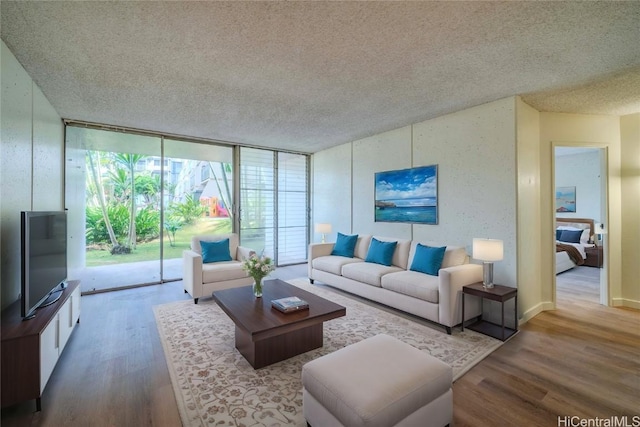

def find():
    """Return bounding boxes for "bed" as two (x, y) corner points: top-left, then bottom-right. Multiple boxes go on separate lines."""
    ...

(555, 218), (596, 274)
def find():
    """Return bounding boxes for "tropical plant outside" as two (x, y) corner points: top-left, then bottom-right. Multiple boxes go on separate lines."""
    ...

(85, 217), (231, 266)
(84, 149), (232, 266)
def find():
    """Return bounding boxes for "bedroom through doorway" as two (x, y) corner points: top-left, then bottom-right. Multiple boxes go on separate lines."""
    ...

(553, 146), (608, 305)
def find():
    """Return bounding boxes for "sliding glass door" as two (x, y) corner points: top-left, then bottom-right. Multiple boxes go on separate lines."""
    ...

(239, 148), (276, 258)
(66, 127), (162, 292)
(277, 152), (308, 265)
(163, 140), (234, 281)
(239, 148), (309, 265)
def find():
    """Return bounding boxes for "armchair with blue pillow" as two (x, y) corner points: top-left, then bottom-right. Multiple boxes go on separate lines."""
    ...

(183, 233), (255, 303)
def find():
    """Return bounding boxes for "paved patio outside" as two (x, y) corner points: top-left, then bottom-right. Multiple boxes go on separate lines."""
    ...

(71, 257), (183, 293)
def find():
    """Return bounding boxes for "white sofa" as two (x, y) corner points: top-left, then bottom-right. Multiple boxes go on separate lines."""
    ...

(183, 233), (255, 304)
(308, 235), (483, 334)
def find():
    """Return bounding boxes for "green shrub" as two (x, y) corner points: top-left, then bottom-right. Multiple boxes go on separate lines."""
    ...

(136, 206), (160, 241)
(167, 194), (205, 225)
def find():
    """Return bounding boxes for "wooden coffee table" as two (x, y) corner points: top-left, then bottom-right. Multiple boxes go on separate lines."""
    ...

(212, 279), (346, 369)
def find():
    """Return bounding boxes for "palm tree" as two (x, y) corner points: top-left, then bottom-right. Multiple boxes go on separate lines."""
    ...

(114, 153), (145, 250)
(87, 151), (119, 248)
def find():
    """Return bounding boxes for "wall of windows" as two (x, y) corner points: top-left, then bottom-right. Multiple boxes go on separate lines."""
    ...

(65, 124), (309, 292)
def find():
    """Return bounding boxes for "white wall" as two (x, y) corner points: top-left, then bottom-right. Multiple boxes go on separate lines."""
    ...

(1, 41), (64, 310)
(620, 113), (640, 308)
(555, 149), (602, 222)
(352, 126), (413, 240)
(311, 143), (353, 243)
(313, 97), (520, 321)
(313, 98), (640, 320)
(515, 98), (542, 322)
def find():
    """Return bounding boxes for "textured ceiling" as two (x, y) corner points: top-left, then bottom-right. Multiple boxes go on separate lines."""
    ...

(1, 1), (639, 153)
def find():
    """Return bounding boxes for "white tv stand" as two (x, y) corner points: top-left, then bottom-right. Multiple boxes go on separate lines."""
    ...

(1, 280), (81, 411)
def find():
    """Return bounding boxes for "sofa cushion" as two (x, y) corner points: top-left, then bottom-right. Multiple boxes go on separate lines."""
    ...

(365, 238), (397, 266)
(342, 262), (403, 287)
(381, 271), (439, 303)
(331, 232), (358, 257)
(312, 255), (363, 275)
(410, 244), (446, 276)
(200, 239), (232, 263)
(202, 261), (248, 283)
(353, 235), (373, 259)
(408, 241), (467, 269)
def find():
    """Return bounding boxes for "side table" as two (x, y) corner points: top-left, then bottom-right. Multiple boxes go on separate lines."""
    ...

(584, 246), (603, 268)
(461, 282), (518, 341)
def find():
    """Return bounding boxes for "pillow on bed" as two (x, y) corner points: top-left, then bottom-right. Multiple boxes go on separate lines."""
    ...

(559, 229), (583, 244)
(557, 226), (590, 244)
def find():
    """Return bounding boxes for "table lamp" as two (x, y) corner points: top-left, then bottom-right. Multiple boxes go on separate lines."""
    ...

(315, 223), (332, 243)
(472, 238), (504, 289)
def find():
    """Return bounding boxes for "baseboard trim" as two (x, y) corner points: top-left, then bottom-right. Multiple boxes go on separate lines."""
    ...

(612, 298), (640, 310)
(520, 301), (554, 325)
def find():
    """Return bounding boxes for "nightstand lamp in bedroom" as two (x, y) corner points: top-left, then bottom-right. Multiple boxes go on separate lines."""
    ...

(595, 222), (607, 243)
(473, 238), (504, 289)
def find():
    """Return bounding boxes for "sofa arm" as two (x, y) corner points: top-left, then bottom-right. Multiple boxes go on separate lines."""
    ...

(236, 246), (256, 261)
(438, 264), (483, 327)
(308, 243), (335, 279)
(183, 250), (203, 299)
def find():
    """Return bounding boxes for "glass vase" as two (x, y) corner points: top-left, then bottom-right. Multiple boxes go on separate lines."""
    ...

(253, 277), (264, 298)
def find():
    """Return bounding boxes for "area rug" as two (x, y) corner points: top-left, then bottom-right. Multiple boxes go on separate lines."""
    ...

(154, 278), (502, 427)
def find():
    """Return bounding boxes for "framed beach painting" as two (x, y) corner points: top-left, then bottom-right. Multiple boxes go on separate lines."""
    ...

(374, 165), (438, 224)
(556, 186), (576, 212)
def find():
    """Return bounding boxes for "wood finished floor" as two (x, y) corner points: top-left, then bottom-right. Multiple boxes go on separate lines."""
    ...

(2, 264), (638, 426)
(556, 265), (601, 304)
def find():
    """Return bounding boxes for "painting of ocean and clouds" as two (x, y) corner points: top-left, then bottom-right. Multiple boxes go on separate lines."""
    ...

(375, 165), (438, 224)
(556, 186), (576, 212)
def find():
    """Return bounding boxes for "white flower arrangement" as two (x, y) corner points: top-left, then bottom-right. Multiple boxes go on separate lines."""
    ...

(242, 254), (275, 283)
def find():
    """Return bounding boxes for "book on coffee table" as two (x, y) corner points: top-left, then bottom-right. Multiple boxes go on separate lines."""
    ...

(271, 296), (309, 313)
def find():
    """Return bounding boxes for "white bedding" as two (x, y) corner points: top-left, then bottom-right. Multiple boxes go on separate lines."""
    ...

(555, 219), (595, 274)
(556, 251), (575, 274)
(556, 241), (594, 259)
(555, 241), (595, 274)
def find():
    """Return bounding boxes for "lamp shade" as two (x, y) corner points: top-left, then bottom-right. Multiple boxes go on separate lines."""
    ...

(315, 223), (332, 234)
(472, 238), (504, 262)
(595, 223), (607, 234)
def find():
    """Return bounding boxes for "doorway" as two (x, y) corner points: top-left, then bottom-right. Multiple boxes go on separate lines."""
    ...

(553, 145), (608, 305)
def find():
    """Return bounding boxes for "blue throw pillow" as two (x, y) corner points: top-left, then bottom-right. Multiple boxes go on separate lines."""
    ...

(559, 229), (582, 244)
(331, 233), (358, 257)
(200, 239), (232, 263)
(555, 229), (562, 241)
(365, 238), (397, 266)
(410, 244), (447, 276)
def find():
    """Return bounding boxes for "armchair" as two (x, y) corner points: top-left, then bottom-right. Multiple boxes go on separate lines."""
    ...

(183, 233), (255, 304)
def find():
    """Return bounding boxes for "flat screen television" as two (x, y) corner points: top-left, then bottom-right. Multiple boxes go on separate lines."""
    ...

(20, 211), (68, 320)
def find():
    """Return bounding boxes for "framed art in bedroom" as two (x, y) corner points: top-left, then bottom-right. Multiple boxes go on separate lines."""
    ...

(555, 186), (576, 212)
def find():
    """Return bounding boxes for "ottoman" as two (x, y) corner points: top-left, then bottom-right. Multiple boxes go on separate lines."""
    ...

(302, 334), (452, 427)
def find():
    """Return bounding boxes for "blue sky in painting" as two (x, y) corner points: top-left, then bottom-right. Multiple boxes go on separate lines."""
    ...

(556, 187), (574, 198)
(375, 165), (437, 207)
